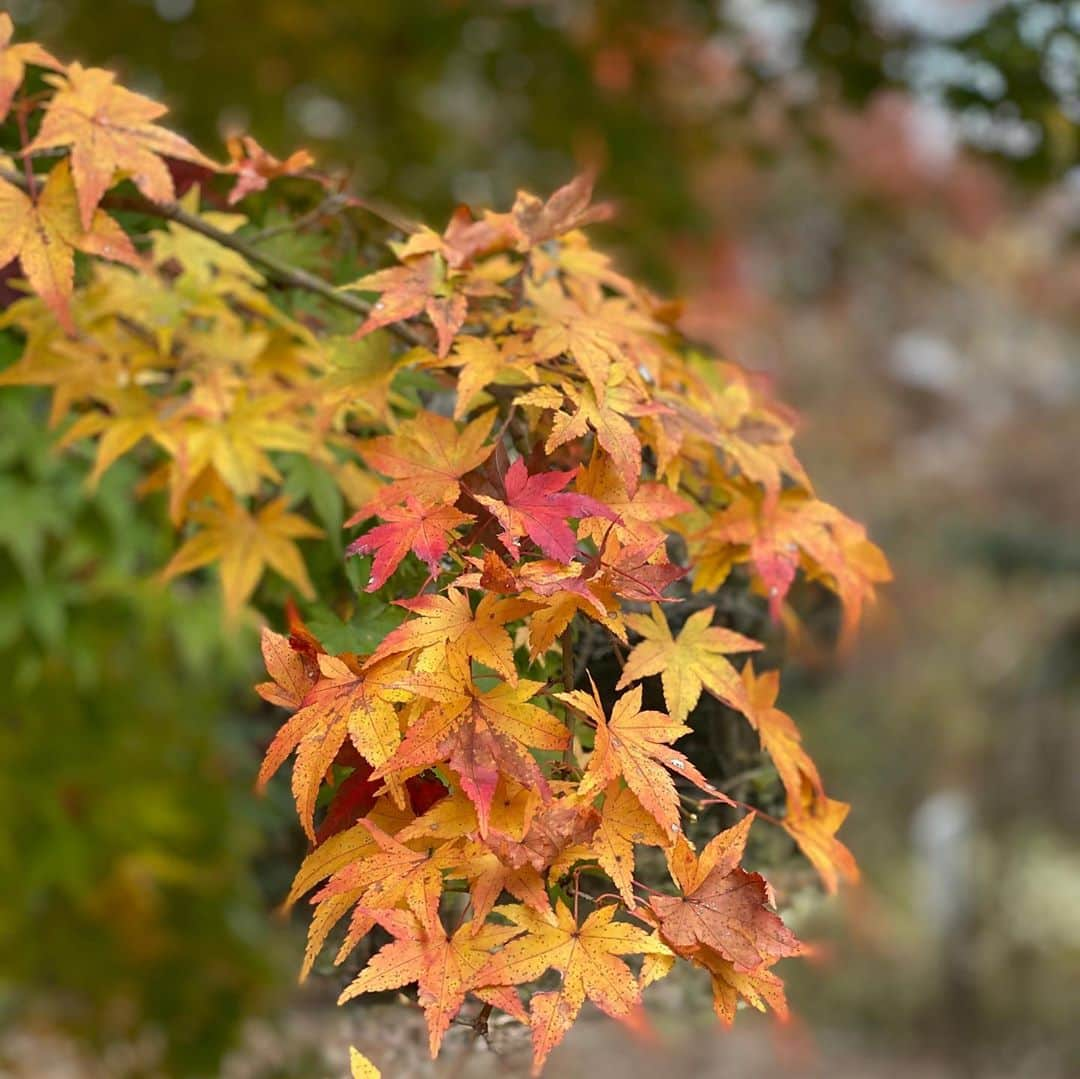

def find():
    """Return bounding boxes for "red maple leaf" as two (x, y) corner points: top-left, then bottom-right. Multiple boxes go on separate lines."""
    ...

(347, 497), (473, 591)
(475, 457), (616, 562)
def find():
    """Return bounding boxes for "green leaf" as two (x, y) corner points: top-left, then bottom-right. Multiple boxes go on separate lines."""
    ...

(304, 601), (407, 655)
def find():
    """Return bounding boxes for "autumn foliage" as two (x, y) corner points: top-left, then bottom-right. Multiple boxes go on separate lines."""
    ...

(0, 16), (890, 1074)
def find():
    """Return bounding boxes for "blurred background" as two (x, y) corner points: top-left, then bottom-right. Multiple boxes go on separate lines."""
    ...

(1, 1), (1078, 1075)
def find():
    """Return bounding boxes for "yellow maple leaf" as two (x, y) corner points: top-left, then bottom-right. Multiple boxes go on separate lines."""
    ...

(479, 901), (671, 1075)
(349, 1047), (381, 1079)
(161, 492), (322, 616)
(0, 160), (139, 330)
(617, 603), (761, 723)
(0, 13), (63, 121)
(365, 587), (536, 683)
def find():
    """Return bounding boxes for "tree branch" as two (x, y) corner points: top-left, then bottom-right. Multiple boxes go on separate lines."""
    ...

(0, 165), (429, 350)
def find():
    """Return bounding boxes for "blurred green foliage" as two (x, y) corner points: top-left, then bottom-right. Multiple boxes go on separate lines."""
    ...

(0, 374), (292, 1073)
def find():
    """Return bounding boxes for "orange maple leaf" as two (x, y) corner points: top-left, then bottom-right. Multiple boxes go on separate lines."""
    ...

(648, 816), (802, 972)
(254, 626), (318, 711)
(311, 820), (453, 921)
(485, 796), (599, 874)
(224, 133), (315, 204)
(575, 451), (691, 547)
(543, 379), (645, 495)
(256, 654), (411, 840)
(373, 673), (568, 836)
(450, 839), (552, 924)
(27, 62), (218, 229)
(693, 944), (790, 1026)
(352, 409), (494, 513)
(502, 170), (614, 250)
(346, 250), (499, 357)
(742, 662), (824, 810)
(339, 893), (526, 1056)
(697, 488), (891, 645)
(585, 783), (666, 907)
(781, 776), (859, 895)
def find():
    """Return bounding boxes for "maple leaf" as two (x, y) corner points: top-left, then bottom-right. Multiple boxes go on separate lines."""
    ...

(283, 795), (413, 909)
(474, 457), (616, 563)
(345, 251), (496, 357)
(520, 280), (628, 402)
(352, 410), (494, 513)
(373, 674), (568, 836)
(365, 588), (535, 683)
(224, 133), (315, 204)
(27, 62), (218, 230)
(397, 777), (538, 848)
(781, 776), (859, 895)
(339, 896), (526, 1056)
(544, 380), (644, 496)
(485, 796), (599, 873)
(504, 170), (614, 250)
(254, 626), (318, 710)
(524, 583), (623, 659)
(575, 451), (691, 547)
(648, 816), (802, 972)
(592, 534), (686, 603)
(692, 945), (790, 1026)
(695, 488), (891, 646)
(283, 796), (414, 977)
(0, 160), (139, 329)
(479, 901), (671, 1075)
(742, 663), (823, 810)
(312, 820), (453, 919)
(349, 1046), (381, 1079)
(587, 783), (667, 906)
(559, 680), (729, 837)
(617, 603), (761, 722)
(457, 553), (621, 656)
(162, 389), (317, 506)
(425, 335), (536, 420)
(0, 13), (62, 122)
(450, 840), (552, 924)
(346, 497), (472, 591)
(256, 654), (411, 840)
(161, 493), (323, 617)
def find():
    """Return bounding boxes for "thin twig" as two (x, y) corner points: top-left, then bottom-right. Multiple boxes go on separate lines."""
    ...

(245, 191), (349, 242)
(14, 106), (37, 199)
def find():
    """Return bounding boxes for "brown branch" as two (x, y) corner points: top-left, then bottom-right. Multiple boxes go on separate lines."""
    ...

(0, 164), (429, 350)
(560, 626), (575, 692)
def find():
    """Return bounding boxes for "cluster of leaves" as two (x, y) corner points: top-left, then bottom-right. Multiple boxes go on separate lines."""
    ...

(0, 17), (888, 1074)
